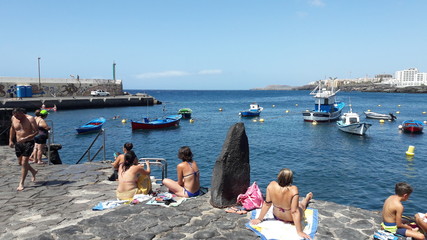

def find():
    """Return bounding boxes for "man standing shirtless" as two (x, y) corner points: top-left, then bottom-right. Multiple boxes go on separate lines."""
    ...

(9, 108), (39, 191)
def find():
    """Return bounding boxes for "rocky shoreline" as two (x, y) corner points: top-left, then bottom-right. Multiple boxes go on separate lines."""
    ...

(0, 145), (383, 239)
(253, 84), (427, 93)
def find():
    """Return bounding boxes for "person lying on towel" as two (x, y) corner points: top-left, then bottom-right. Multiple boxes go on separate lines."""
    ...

(250, 168), (313, 240)
(381, 182), (425, 240)
(162, 146), (200, 198)
(116, 151), (151, 200)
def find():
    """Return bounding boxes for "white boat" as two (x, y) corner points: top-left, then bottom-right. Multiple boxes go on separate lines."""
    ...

(364, 111), (397, 121)
(337, 110), (372, 135)
(302, 81), (345, 122)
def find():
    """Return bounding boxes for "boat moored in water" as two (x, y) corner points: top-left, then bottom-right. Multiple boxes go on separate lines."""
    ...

(239, 103), (263, 117)
(131, 115), (181, 130)
(76, 117), (106, 134)
(302, 81), (345, 122)
(401, 120), (424, 133)
(337, 110), (372, 136)
(178, 108), (192, 119)
(364, 111), (396, 121)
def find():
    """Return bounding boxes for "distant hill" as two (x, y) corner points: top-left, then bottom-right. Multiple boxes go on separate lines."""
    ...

(250, 85), (294, 90)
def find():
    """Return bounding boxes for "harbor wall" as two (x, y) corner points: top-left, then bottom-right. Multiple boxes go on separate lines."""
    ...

(0, 77), (123, 98)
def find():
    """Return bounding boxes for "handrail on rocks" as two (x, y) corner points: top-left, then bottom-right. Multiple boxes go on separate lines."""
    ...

(76, 129), (106, 164)
(138, 158), (167, 182)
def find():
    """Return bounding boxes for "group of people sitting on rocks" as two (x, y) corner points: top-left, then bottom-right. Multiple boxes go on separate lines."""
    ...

(110, 143), (201, 200)
(109, 143), (427, 240)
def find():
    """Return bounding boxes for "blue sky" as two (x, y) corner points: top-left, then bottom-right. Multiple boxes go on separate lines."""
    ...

(1, 0), (426, 90)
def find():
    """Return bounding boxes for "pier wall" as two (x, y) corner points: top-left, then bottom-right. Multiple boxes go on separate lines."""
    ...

(0, 77), (123, 98)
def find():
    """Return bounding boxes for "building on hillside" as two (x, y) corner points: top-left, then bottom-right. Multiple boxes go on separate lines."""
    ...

(0, 77), (123, 98)
(395, 68), (427, 87)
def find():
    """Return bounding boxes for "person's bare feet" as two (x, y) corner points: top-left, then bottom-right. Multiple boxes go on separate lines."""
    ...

(301, 192), (313, 210)
(31, 169), (38, 182)
(17, 184), (24, 191)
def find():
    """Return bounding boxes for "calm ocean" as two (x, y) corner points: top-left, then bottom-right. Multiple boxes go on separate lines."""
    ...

(45, 90), (427, 214)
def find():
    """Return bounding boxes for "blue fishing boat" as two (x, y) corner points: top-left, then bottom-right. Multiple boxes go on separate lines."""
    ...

(131, 115), (181, 130)
(239, 103), (263, 117)
(302, 81), (345, 122)
(75, 117), (106, 134)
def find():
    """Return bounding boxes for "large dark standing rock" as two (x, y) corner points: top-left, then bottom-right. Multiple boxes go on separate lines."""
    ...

(210, 122), (250, 208)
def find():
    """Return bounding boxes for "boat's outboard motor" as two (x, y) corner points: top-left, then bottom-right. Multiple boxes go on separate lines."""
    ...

(389, 113), (397, 121)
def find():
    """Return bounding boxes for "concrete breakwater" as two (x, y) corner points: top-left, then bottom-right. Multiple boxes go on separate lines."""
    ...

(0, 146), (382, 240)
(0, 94), (161, 111)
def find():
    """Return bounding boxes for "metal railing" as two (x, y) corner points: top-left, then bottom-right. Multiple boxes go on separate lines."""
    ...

(76, 129), (106, 164)
(138, 158), (168, 183)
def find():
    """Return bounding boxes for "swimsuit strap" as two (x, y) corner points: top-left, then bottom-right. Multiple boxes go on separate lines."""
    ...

(274, 193), (299, 212)
(183, 161), (200, 178)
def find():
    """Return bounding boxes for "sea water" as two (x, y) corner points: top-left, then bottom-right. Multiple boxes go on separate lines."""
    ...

(45, 90), (427, 215)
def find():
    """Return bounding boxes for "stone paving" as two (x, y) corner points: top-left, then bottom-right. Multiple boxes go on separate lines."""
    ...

(0, 146), (382, 240)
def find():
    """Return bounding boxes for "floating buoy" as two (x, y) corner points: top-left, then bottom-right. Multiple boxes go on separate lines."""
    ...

(295, 104), (298, 106)
(396, 111), (400, 114)
(423, 112), (426, 114)
(219, 108), (223, 111)
(398, 105), (401, 107)
(121, 119), (127, 123)
(189, 119), (194, 123)
(378, 104), (382, 107)
(259, 118), (265, 122)
(424, 121), (427, 124)
(367, 109), (371, 112)
(379, 119), (385, 123)
(285, 110), (289, 113)
(305, 109), (309, 112)
(406, 145), (415, 156)
(272, 105), (275, 108)
(398, 125), (403, 130)
(312, 121), (318, 125)
(252, 119), (257, 122)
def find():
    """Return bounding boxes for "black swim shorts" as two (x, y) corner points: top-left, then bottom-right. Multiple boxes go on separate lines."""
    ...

(15, 140), (35, 157)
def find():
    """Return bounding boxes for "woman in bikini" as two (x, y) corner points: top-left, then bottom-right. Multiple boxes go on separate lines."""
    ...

(116, 152), (151, 200)
(250, 168), (313, 240)
(162, 146), (200, 197)
(31, 109), (50, 164)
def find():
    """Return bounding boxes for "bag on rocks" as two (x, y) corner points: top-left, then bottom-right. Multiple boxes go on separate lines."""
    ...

(236, 181), (263, 211)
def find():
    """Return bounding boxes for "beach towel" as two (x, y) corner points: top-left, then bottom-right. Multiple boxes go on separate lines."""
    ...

(92, 200), (128, 211)
(246, 207), (318, 240)
(92, 194), (152, 210)
(146, 192), (187, 207)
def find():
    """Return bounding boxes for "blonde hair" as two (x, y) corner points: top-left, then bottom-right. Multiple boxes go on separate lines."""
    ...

(277, 168), (293, 187)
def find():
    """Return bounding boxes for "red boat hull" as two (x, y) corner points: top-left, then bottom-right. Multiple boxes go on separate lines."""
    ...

(402, 126), (423, 133)
(131, 119), (180, 130)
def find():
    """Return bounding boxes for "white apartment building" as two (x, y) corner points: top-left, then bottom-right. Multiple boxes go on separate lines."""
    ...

(395, 68), (427, 87)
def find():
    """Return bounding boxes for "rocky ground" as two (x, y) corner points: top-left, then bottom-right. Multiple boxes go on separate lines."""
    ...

(0, 146), (382, 240)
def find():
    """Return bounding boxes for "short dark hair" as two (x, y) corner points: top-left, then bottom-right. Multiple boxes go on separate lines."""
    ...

(395, 182), (413, 196)
(123, 142), (133, 151)
(12, 108), (26, 114)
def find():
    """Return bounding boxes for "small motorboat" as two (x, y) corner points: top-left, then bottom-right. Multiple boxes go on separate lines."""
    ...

(178, 108), (192, 119)
(401, 120), (424, 133)
(239, 103), (263, 117)
(76, 117), (106, 134)
(364, 111), (396, 120)
(131, 115), (181, 130)
(41, 104), (57, 112)
(337, 109), (371, 136)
